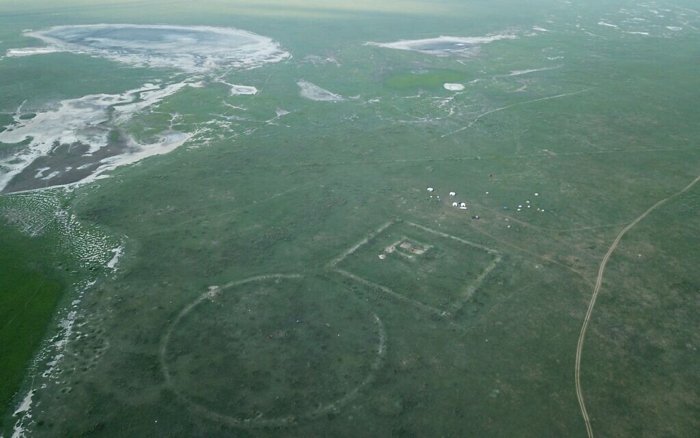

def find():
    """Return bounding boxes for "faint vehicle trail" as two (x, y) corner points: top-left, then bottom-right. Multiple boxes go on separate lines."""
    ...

(575, 174), (700, 438)
(441, 88), (592, 138)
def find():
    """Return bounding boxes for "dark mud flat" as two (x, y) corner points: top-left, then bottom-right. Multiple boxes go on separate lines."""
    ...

(2, 130), (131, 193)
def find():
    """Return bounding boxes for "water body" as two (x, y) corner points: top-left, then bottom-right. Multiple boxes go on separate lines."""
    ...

(0, 24), (290, 193)
(8, 24), (290, 72)
(366, 34), (516, 57)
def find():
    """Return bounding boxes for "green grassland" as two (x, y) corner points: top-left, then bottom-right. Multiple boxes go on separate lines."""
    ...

(0, 227), (64, 430)
(384, 69), (470, 91)
(0, 190), (119, 433)
(1, 0), (699, 436)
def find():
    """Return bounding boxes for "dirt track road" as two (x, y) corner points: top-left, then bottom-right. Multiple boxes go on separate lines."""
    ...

(575, 174), (700, 438)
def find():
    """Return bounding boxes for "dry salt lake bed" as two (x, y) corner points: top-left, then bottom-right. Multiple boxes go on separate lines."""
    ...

(1, 0), (699, 436)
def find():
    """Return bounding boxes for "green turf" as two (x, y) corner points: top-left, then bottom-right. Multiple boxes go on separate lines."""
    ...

(0, 226), (64, 429)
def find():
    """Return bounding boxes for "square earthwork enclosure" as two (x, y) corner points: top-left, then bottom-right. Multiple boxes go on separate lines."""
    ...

(332, 221), (501, 316)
